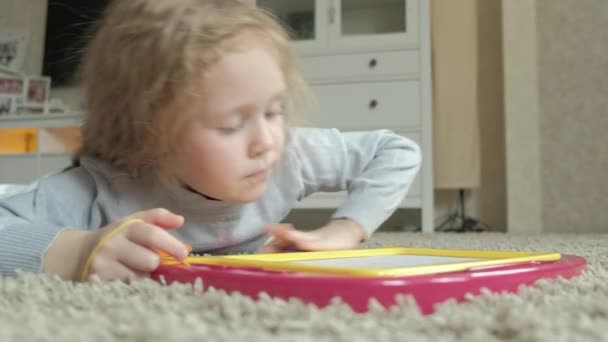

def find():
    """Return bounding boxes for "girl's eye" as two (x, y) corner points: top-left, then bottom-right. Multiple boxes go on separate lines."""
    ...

(266, 101), (285, 119)
(219, 127), (236, 134)
(265, 111), (284, 120)
(218, 124), (243, 134)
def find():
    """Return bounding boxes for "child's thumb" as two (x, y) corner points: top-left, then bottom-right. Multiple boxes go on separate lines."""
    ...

(130, 208), (184, 230)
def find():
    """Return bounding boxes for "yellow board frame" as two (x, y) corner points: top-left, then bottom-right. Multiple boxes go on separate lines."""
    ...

(177, 247), (561, 277)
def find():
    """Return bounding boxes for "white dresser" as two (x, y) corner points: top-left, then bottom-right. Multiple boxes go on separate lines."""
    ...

(0, 114), (80, 184)
(246, 0), (434, 232)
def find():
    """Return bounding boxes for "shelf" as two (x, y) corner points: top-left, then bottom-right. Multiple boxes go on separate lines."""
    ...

(0, 113), (85, 129)
(0, 152), (73, 157)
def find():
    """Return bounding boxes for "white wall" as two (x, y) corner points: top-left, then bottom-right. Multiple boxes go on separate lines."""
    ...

(502, 1), (543, 233)
(0, 0), (47, 75)
(504, 0), (608, 233)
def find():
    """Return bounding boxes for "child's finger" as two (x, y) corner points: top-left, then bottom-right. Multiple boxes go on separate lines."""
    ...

(85, 257), (136, 282)
(261, 224), (319, 252)
(272, 227), (316, 244)
(125, 222), (189, 260)
(264, 223), (295, 235)
(258, 235), (288, 253)
(265, 224), (312, 243)
(257, 243), (280, 253)
(129, 208), (184, 230)
(267, 226), (344, 251)
(262, 225), (299, 251)
(115, 240), (161, 272)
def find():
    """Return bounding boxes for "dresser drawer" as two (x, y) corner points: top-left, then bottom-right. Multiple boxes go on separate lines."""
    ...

(300, 50), (420, 83)
(310, 80), (421, 130)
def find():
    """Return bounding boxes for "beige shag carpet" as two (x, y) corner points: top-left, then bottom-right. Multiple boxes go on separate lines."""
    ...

(1, 232), (607, 342)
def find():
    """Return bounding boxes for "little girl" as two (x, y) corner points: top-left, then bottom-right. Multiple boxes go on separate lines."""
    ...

(0, 0), (421, 282)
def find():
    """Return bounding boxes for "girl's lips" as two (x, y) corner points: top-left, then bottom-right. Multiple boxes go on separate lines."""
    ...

(246, 169), (269, 182)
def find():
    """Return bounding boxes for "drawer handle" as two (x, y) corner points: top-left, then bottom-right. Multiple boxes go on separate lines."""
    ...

(369, 99), (378, 109)
(368, 59), (378, 68)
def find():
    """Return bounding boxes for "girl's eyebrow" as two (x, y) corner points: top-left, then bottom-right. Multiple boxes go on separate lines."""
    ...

(268, 89), (287, 103)
(228, 89), (286, 115)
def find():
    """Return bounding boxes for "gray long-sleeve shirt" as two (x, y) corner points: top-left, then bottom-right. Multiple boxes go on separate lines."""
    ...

(0, 128), (421, 276)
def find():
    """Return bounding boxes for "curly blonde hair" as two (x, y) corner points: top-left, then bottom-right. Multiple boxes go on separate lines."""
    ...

(75, 0), (310, 178)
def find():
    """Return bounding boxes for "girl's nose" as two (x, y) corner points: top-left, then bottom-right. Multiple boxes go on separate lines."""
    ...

(249, 120), (274, 157)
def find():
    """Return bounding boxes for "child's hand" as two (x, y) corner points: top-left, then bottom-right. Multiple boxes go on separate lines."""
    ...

(78, 208), (189, 282)
(257, 219), (365, 253)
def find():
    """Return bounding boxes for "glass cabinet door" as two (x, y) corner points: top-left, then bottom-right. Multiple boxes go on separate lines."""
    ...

(256, 0), (327, 53)
(332, 0), (418, 49)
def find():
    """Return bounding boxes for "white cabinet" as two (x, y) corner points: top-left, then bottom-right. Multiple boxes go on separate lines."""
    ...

(248, 0), (434, 232)
(310, 80), (421, 130)
(253, 0), (328, 54)
(329, 0), (419, 51)
(298, 50), (420, 82)
(0, 114), (81, 184)
(250, 0), (419, 55)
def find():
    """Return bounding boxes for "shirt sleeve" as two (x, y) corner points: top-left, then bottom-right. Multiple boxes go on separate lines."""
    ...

(290, 128), (421, 237)
(0, 167), (98, 276)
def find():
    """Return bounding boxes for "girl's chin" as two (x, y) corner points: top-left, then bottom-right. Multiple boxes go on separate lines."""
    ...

(230, 185), (268, 203)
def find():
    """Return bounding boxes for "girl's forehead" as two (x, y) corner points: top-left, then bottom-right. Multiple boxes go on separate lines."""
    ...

(201, 45), (284, 87)
(183, 47), (286, 116)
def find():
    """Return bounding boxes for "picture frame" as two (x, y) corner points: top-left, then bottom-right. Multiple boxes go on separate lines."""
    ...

(15, 104), (44, 115)
(0, 95), (14, 115)
(43, 98), (68, 115)
(0, 76), (25, 97)
(0, 28), (29, 71)
(25, 76), (51, 105)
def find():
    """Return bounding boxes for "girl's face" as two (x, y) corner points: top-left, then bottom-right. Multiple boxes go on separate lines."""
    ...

(173, 44), (287, 203)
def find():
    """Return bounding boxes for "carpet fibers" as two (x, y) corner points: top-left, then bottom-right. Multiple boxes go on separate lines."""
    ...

(1, 232), (607, 341)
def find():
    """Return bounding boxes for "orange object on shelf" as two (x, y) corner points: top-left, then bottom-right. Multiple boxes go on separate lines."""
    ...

(0, 128), (38, 153)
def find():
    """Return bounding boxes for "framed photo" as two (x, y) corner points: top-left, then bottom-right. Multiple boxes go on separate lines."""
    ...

(0, 28), (29, 71)
(0, 77), (25, 96)
(0, 95), (14, 115)
(25, 76), (50, 105)
(46, 98), (67, 114)
(15, 104), (44, 115)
